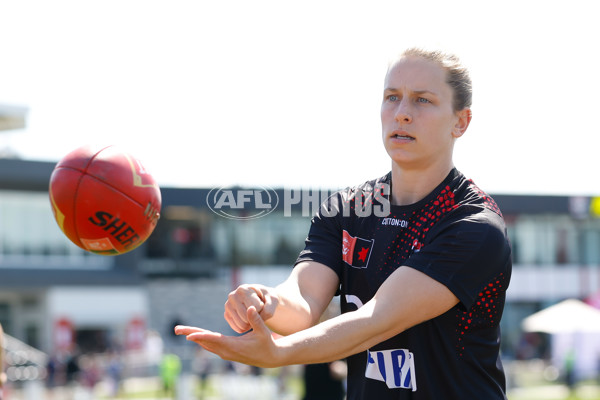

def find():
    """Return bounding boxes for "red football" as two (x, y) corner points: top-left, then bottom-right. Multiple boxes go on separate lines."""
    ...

(49, 145), (161, 255)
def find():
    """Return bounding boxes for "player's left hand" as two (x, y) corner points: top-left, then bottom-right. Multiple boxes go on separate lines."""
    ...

(174, 306), (283, 368)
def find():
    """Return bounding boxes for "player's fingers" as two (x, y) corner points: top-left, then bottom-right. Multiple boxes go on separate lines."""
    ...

(244, 289), (266, 313)
(185, 330), (225, 352)
(259, 292), (277, 320)
(247, 306), (270, 336)
(226, 298), (255, 332)
(225, 287), (265, 328)
(224, 294), (251, 329)
(174, 325), (204, 336)
(224, 307), (251, 333)
(240, 285), (266, 310)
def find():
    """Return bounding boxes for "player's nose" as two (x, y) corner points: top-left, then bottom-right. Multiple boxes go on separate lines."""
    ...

(394, 101), (412, 123)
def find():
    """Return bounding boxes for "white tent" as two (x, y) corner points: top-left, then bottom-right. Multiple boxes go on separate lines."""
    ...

(522, 298), (600, 380)
(522, 298), (600, 334)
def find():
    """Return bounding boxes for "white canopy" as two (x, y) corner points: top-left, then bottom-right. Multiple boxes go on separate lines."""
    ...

(522, 298), (600, 334)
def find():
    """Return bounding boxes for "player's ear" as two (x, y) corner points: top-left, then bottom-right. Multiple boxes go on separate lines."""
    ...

(452, 108), (471, 138)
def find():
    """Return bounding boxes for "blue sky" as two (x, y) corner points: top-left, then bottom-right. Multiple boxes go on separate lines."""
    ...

(0, 0), (598, 195)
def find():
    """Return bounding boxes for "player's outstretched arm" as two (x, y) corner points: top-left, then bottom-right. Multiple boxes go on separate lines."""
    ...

(224, 261), (339, 336)
(176, 265), (459, 368)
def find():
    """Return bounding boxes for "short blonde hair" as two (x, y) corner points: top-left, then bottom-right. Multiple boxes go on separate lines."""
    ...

(390, 48), (472, 112)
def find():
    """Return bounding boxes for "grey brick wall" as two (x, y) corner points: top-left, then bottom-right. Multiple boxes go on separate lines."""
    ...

(145, 274), (234, 355)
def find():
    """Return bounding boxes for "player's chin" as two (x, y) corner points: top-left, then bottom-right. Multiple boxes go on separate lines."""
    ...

(387, 153), (418, 168)
(384, 145), (410, 161)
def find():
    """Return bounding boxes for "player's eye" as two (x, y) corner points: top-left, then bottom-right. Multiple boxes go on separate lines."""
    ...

(386, 95), (399, 102)
(416, 97), (431, 104)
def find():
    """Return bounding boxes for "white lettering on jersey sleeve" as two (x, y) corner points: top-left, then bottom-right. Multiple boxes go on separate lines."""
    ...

(345, 294), (364, 309)
(366, 348), (417, 391)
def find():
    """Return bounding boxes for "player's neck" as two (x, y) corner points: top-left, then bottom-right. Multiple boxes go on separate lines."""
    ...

(390, 162), (454, 206)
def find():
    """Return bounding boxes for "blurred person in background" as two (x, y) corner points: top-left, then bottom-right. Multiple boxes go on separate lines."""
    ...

(160, 353), (181, 399)
(106, 350), (123, 398)
(192, 347), (214, 399)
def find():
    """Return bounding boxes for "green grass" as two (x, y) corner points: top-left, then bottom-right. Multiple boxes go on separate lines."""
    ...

(95, 372), (304, 400)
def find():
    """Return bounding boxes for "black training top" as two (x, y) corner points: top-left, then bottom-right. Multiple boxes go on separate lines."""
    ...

(296, 168), (512, 399)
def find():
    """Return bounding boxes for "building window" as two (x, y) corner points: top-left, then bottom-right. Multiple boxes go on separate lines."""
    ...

(0, 303), (11, 334)
(512, 215), (580, 266)
(581, 223), (600, 265)
(0, 191), (81, 256)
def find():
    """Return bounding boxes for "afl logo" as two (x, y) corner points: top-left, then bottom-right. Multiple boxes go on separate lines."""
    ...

(207, 187), (279, 220)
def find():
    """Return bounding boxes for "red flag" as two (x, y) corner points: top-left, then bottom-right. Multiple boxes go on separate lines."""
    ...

(342, 230), (374, 269)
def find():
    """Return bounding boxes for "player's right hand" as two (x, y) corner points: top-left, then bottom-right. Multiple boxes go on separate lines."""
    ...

(224, 284), (279, 333)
